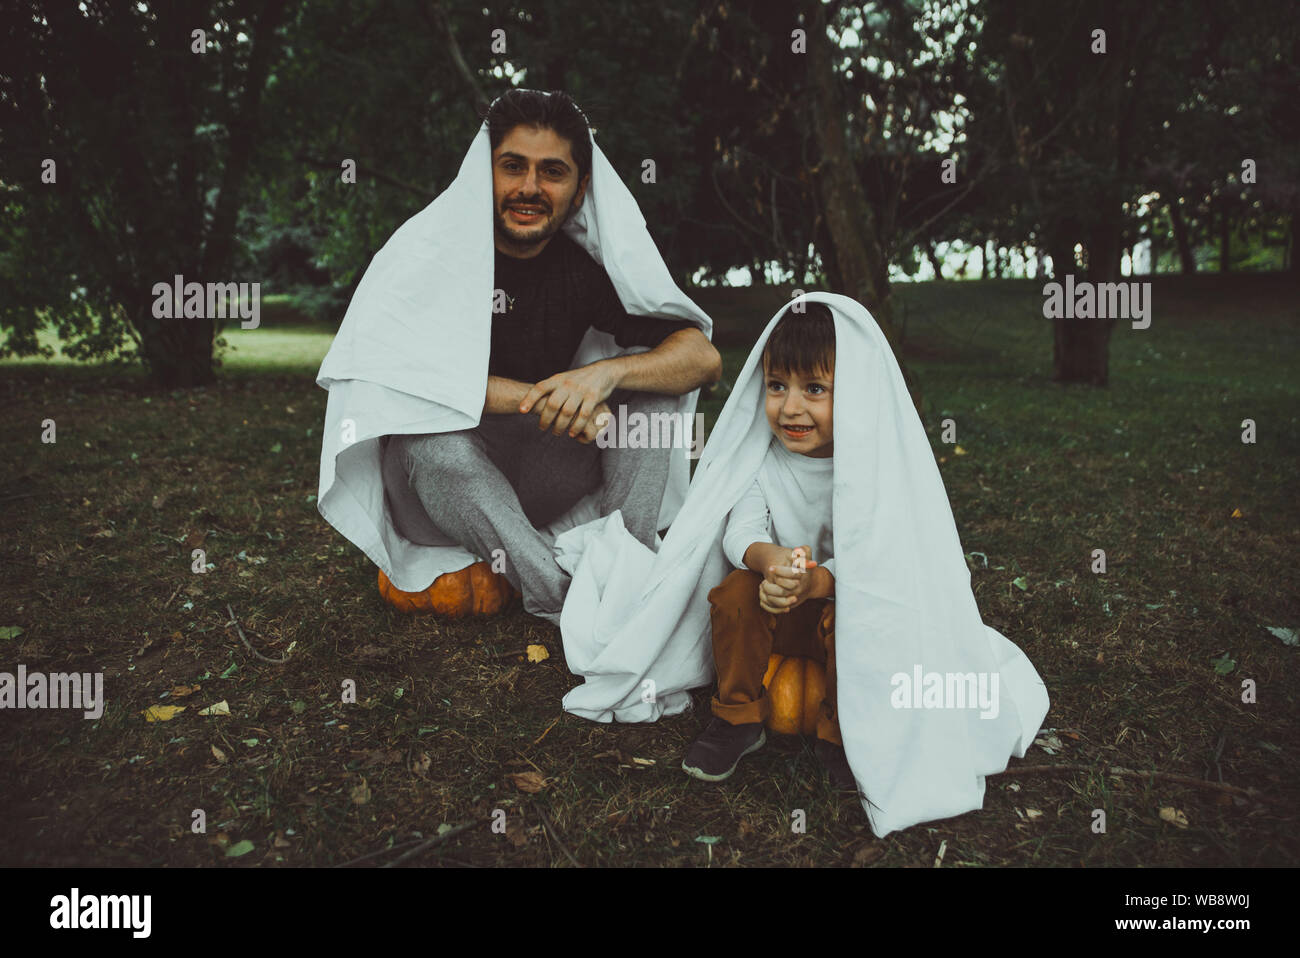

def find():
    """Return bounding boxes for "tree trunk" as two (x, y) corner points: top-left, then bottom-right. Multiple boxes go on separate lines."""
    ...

(805, 1), (919, 412)
(138, 309), (218, 388)
(1219, 211), (1232, 272)
(1168, 199), (1197, 273)
(1052, 220), (1119, 385)
(925, 242), (945, 280)
(1047, 236), (1076, 281)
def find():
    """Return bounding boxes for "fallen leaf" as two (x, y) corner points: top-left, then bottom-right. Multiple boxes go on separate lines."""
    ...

(1229, 507), (1242, 518)
(526, 644), (550, 663)
(351, 780), (371, 805)
(506, 770), (548, 793)
(694, 835), (721, 845)
(1033, 732), (1062, 754)
(1158, 806), (1189, 829)
(225, 839), (255, 858)
(0, 626), (23, 641)
(211, 744), (228, 764)
(142, 704), (186, 723)
(1211, 653), (1235, 676)
(630, 757), (656, 766)
(198, 700), (230, 716)
(1012, 576), (1029, 592)
(1264, 626), (1298, 647)
(1024, 808), (1043, 820)
(953, 445), (967, 456)
(853, 843), (884, 866)
(170, 684), (200, 698)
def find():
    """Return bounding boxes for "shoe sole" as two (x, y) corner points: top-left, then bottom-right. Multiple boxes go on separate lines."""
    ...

(681, 729), (767, 782)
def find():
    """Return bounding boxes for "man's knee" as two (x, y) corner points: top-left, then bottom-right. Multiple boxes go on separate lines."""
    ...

(396, 431), (485, 484)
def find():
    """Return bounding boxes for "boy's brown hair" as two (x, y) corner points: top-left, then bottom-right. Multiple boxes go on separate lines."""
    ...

(761, 302), (836, 379)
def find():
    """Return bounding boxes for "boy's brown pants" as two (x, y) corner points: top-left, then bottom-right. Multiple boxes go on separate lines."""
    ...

(707, 569), (842, 745)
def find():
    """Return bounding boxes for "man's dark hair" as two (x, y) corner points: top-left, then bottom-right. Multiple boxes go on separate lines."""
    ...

(485, 89), (593, 183)
(762, 302), (836, 378)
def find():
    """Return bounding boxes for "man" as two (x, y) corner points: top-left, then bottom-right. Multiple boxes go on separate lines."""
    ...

(317, 90), (719, 624)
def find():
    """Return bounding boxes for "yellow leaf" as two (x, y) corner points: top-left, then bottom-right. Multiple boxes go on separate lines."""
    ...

(1158, 806), (1189, 829)
(506, 770), (548, 793)
(954, 445), (968, 456)
(143, 704), (185, 723)
(526, 644), (550, 663)
(351, 780), (371, 805)
(211, 744), (228, 764)
(1230, 508), (1242, 519)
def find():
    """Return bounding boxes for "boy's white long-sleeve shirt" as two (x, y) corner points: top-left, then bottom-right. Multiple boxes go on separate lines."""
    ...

(721, 437), (836, 584)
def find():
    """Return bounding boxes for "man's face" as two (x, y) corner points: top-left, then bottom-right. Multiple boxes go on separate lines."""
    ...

(491, 125), (589, 257)
(763, 361), (835, 458)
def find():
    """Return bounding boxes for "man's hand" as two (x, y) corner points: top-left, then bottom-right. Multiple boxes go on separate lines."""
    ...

(519, 360), (621, 437)
(758, 546), (819, 614)
(572, 400), (614, 444)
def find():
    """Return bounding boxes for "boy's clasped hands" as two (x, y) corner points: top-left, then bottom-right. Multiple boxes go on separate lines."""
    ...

(759, 545), (828, 615)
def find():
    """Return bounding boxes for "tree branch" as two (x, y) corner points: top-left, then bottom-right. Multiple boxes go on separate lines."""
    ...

(293, 152), (437, 200)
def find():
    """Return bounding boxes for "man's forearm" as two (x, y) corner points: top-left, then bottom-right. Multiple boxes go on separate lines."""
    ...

(484, 375), (533, 415)
(602, 328), (722, 395)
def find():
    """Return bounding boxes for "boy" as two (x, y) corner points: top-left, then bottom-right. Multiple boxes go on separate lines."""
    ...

(681, 303), (854, 789)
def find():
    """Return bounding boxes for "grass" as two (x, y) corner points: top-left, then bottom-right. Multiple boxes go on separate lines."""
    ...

(1, 273), (1297, 867)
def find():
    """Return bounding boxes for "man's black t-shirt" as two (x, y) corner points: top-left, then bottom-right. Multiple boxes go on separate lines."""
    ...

(490, 231), (697, 383)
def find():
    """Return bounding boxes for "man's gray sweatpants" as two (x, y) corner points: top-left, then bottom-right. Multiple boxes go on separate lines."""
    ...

(381, 389), (678, 623)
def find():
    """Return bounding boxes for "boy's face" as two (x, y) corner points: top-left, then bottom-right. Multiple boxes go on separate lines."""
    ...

(764, 360), (834, 458)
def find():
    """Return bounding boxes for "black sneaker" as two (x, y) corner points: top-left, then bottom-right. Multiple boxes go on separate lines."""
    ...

(814, 739), (857, 793)
(681, 717), (766, 782)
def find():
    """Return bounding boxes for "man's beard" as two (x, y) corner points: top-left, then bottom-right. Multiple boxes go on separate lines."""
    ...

(494, 193), (573, 250)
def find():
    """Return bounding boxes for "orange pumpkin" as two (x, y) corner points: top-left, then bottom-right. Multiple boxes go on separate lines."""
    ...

(377, 561), (518, 616)
(761, 653), (827, 736)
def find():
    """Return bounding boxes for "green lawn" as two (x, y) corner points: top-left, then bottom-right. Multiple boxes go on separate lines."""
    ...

(1, 274), (1296, 867)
